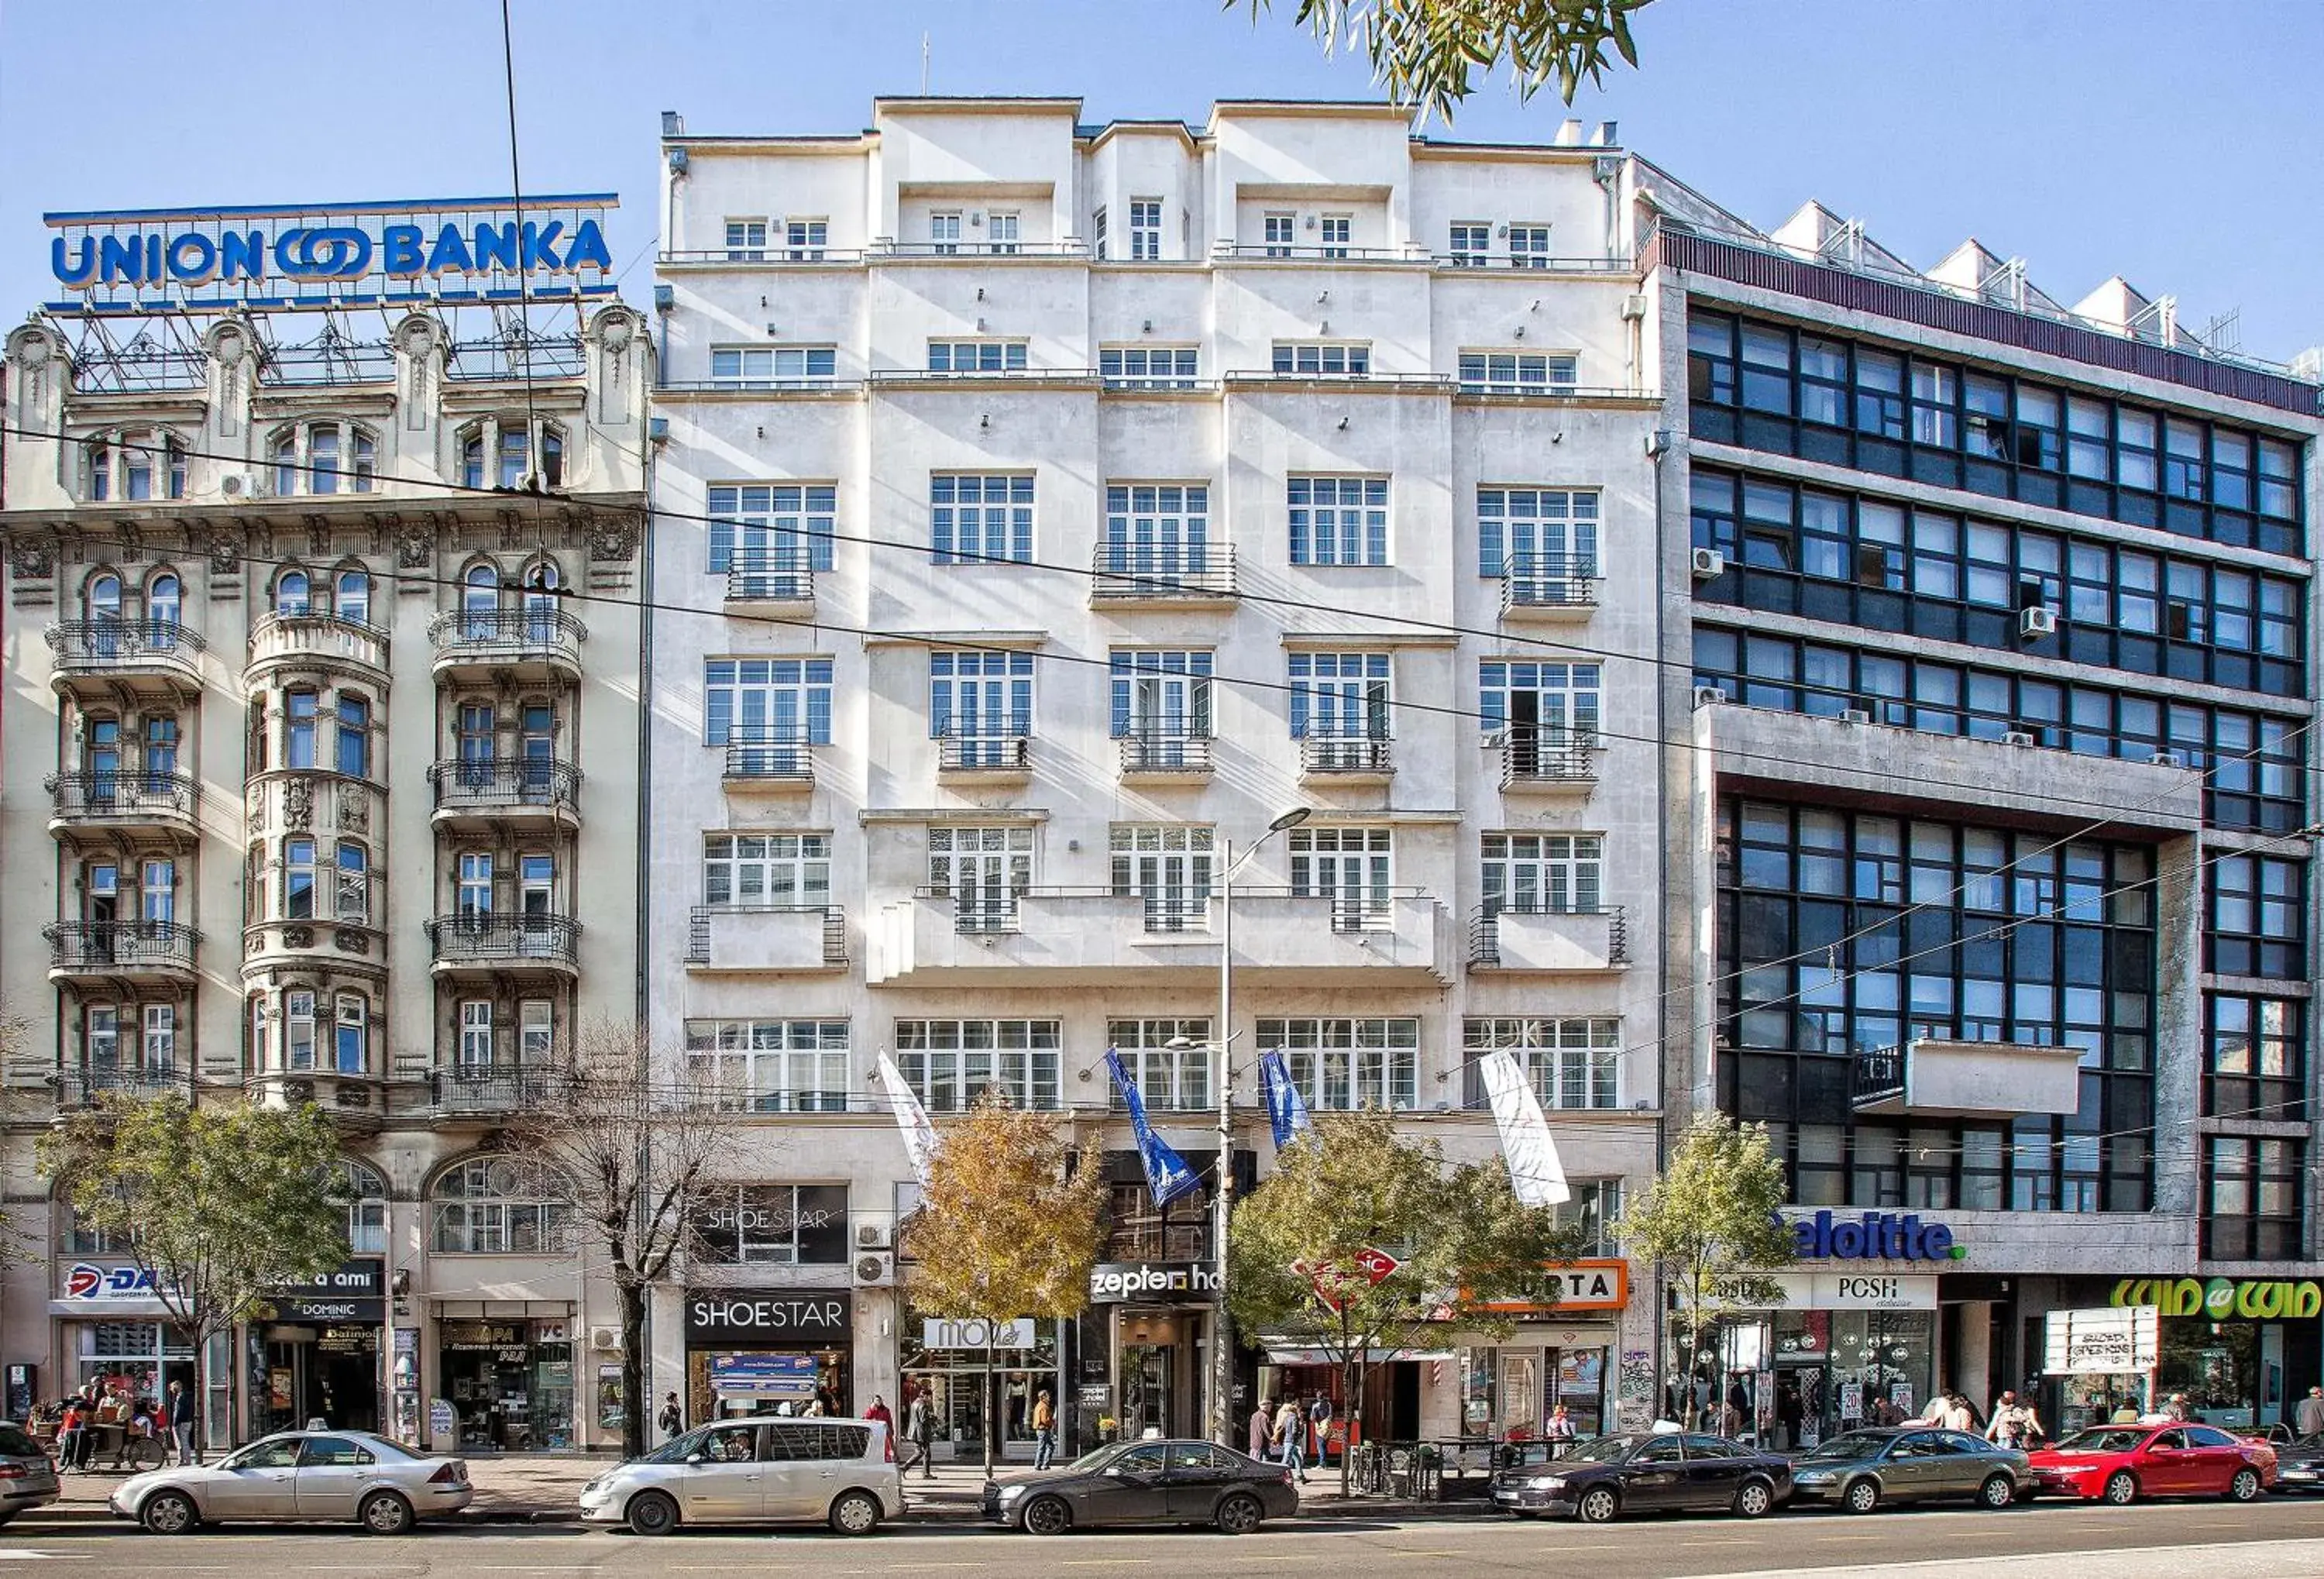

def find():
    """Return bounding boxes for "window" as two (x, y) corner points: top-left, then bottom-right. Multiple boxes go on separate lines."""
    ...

(686, 1020), (851, 1113)
(1287, 476), (1388, 566)
(927, 340), (1030, 373)
(930, 474), (1034, 564)
(706, 483), (837, 575)
(1463, 1019), (1620, 1113)
(143, 714), (178, 789)
(87, 439), (111, 501)
(283, 838), (317, 920)
(1480, 661), (1601, 744)
(1109, 1018), (1212, 1110)
(328, 567), (371, 626)
(457, 1000), (493, 1069)
(141, 1004), (177, 1078)
(929, 650), (1033, 743)
(284, 990), (316, 1071)
(1459, 352), (1578, 395)
(431, 1158), (572, 1254)
(1092, 206), (1108, 261)
(519, 999), (554, 1065)
(724, 219), (768, 261)
(83, 1004), (121, 1080)
(785, 218), (827, 261)
(693, 1184), (851, 1263)
(273, 569), (312, 618)
(1256, 1018), (1418, 1110)
(1263, 213), (1294, 257)
(2204, 1137), (2304, 1261)
(1271, 342), (1370, 376)
(461, 563), (502, 632)
(709, 346), (837, 388)
(1449, 222), (1490, 267)
(703, 833), (832, 907)
(1288, 652), (1390, 740)
(335, 693), (370, 777)
(703, 657), (833, 766)
(1129, 199), (1162, 260)
(1099, 347), (1198, 390)
(1111, 650), (1212, 741)
(139, 857), (174, 925)
(1477, 487), (1598, 578)
(335, 842), (369, 924)
(456, 851), (493, 916)
(268, 423), (376, 497)
(1482, 833), (1603, 913)
(1319, 215), (1351, 258)
(333, 995), (368, 1075)
(1102, 483), (1212, 576)
(2206, 994), (2303, 1121)
(893, 1020), (1061, 1110)
(986, 212), (1019, 254)
(1506, 224), (1550, 267)
(1110, 825), (1215, 932)
(2209, 854), (2305, 979)
(929, 212), (962, 253)
(927, 826), (1034, 926)
(1289, 826), (1393, 927)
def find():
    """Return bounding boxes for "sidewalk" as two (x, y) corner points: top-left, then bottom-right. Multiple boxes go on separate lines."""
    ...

(36, 1452), (1495, 1525)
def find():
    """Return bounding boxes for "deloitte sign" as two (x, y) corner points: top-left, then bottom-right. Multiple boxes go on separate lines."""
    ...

(1788, 1210), (1966, 1263)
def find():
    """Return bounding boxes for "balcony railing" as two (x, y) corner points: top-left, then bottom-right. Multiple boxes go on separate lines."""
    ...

(1215, 243), (1429, 263)
(48, 770), (197, 824)
(658, 246), (869, 266)
(937, 730), (1031, 772)
(425, 913), (582, 968)
(1501, 553), (1602, 614)
(1090, 543), (1238, 600)
(1468, 903), (1630, 968)
(686, 904), (848, 966)
(724, 561), (816, 603)
(916, 884), (1422, 937)
(724, 728), (817, 783)
(873, 240), (1088, 260)
(1119, 731), (1215, 776)
(1500, 731), (1601, 788)
(47, 619), (205, 683)
(1852, 1046), (1906, 1109)
(430, 1063), (567, 1114)
(247, 611), (389, 676)
(427, 759), (583, 817)
(57, 1065), (189, 1106)
(427, 608), (588, 669)
(46, 919), (199, 975)
(1299, 734), (1393, 776)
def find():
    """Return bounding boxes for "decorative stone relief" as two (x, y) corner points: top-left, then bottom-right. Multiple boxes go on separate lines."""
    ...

(281, 926), (313, 951)
(338, 793), (370, 834)
(334, 928), (370, 956)
(9, 537), (57, 607)
(283, 779), (314, 831)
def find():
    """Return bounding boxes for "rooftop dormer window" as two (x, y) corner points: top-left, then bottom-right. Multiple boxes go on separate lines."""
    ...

(83, 430), (187, 504)
(269, 421), (376, 497)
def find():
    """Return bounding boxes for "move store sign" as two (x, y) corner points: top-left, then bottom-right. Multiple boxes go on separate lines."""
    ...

(2111, 1277), (2324, 1319)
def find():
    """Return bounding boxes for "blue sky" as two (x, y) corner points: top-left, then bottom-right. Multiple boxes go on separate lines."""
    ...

(3, 0), (2320, 361)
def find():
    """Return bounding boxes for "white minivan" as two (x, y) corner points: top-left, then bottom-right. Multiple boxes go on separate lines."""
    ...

(579, 1417), (902, 1536)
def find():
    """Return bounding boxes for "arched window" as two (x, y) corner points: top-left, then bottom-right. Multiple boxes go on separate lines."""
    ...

(462, 564), (501, 638)
(335, 1158), (388, 1255)
(275, 568), (311, 617)
(335, 568), (371, 626)
(166, 437), (188, 499)
(270, 422), (376, 497)
(87, 440), (111, 501)
(310, 425), (341, 494)
(272, 433), (301, 497)
(430, 1158), (572, 1254)
(146, 571), (181, 629)
(523, 560), (560, 641)
(352, 430), (376, 490)
(85, 573), (122, 621)
(461, 435), (486, 491)
(497, 426), (529, 489)
(122, 439), (153, 501)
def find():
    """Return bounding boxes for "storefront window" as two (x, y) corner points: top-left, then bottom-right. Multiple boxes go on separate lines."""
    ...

(438, 1319), (574, 1450)
(900, 1316), (1057, 1461)
(430, 1158), (573, 1254)
(692, 1184), (849, 1265)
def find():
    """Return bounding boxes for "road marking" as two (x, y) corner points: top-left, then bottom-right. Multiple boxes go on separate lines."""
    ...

(1060, 1563), (1150, 1568)
(0, 1557), (89, 1564)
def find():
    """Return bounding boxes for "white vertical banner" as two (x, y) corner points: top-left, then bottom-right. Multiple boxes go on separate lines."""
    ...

(875, 1052), (941, 1188)
(1480, 1048), (1571, 1207)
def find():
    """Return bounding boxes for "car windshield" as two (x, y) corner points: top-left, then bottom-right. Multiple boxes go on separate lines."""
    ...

(2296, 1433), (2324, 1450)
(1559, 1435), (1639, 1465)
(2053, 1429), (2150, 1453)
(642, 1426), (720, 1465)
(1796, 1433), (1889, 1462)
(0, 1423), (41, 1457)
(1063, 1444), (1124, 1473)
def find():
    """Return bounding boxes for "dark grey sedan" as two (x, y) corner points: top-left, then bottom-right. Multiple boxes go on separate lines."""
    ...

(1786, 1428), (2027, 1513)
(984, 1440), (1298, 1535)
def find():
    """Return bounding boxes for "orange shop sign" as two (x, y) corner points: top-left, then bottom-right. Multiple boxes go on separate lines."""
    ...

(1470, 1259), (1631, 1316)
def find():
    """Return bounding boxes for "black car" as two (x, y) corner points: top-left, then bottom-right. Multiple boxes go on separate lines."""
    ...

(2270, 1431), (2324, 1491)
(1490, 1432), (1793, 1523)
(984, 1439), (1299, 1535)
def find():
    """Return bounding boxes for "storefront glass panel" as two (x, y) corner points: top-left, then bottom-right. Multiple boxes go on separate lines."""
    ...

(438, 1319), (573, 1450)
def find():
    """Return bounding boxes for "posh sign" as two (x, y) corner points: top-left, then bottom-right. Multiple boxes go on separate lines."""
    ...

(44, 195), (620, 315)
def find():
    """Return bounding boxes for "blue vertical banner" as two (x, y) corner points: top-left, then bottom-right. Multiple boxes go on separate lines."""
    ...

(1105, 1049), (1200, 1206)
(1257, 1049), (1312, 1150)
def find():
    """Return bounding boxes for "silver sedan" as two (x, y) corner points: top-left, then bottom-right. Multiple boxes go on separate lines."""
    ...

(110, 1430), (473, 1533)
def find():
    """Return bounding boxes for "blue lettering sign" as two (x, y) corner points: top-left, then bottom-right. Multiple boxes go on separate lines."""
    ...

(1789, 1210), (1965, 1263)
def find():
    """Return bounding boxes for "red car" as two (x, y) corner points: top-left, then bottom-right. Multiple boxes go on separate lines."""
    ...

(2027, 1423), (2274, 1505)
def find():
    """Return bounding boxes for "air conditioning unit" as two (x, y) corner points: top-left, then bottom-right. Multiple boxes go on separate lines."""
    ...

(853, 1253), (896, 1288)
(1840, 708), (1872, 726)
(2003, 731), (2037, 747)
(2019, 606), (2057, 638)
(589, 1326), (621, 1352)
(1690, 547), (1726, 580)
(1620, 294), (1649, 321)
(219, 471), (252, 497)
(1691, 685), (1725, 709)
(2151, 749), (2187, 769)
(855, 1221), (892, 1250)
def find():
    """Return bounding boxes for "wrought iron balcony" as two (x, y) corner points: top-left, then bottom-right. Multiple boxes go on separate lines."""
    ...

(724, 561), (816, 604)
(427, 607), (587, 679)
(47, 619), (204, 694)
(937, 729), (1032, 775)
(1499, 730), (1601, 790)
(686, 904), (849, 969)
(427, 759), (583, 823)
(430, 1063), (568, 1115)
(723, 729), (817, 786)
(1468, 903), (1629, 970)
(425, 913), (582, 973)
(1298, 734), (1393, 777)
(1500, 552), (1602, 616)
(1090, 543), (1238, 602)
(45, 920), (200, 979)
(56, 1065), (190, 1108)
(47, 770), (198, 836)
(1119, 731), (1215, 777)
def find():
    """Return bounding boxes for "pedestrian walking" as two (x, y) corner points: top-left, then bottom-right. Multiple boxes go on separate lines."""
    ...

(657, 1392), (682, 1443)
(1272, 1396), (1308, 1484)
(2298, 1387), (2324, 1438)
(1307, 1393), (1333, 1474)
(1985, 1390), (2044, 1450)
(54, 1399), (86, 1477)
(1545, 1403), (1577, 1457)
(906, 1384), (936, 1480)
(1249, 1398), (1273, 1460)
(1030, 1388), (1057, 1470)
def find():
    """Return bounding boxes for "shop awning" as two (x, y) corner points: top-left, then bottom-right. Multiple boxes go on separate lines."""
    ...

(1263, 1346), (1454, 1366)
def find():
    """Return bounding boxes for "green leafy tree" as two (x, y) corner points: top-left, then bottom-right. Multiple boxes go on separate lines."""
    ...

(1227, 1109), (1585, 1493)
(904, 1092), (1108, 1474)
(1235, 0), (1652, 124)
(40, 1095), (349, 1443)
(1616, 1113), (1794, 1428)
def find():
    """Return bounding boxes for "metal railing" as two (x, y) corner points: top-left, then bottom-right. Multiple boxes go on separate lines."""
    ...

(45, 920), (200, 974)
(873, 241), (1088, 260)
(1223, 370), (1454, 390)
(1090, 542), (1238, 599)
(1119, 732), (1215, 774)
(723, 728), (817, 782)
(868, 367), (1098, 386)
(56, 1065), (190, 1106)
(658, 378), (862, 396)
(1299, 734), (1393, 775)
(427, 759), (583, 817)
(915, 884), (1426, 937)
(937, 731), (1032, 772)
(686, 904), (848, 966)
(1852, 1045), (1906, 1108)
(1467, 902), (1628, 967)
(724, 562), (816, 602)
(1215, 243), (1429, 263)
(1501, 553), (1602, 612)
(1437, 252), (1639, 273)
(48, 770), (196, 822)
(47, 619), (205, 671)
(1499, 731), (1600, 787)
(424, 913), (582, 968)
(426, 607), (589, 664)
(430, 1063), (567, 1114)
(658, 247), (868, 266)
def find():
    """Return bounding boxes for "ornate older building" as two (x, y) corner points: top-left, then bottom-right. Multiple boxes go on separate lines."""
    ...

(0, 298), (650, 1451)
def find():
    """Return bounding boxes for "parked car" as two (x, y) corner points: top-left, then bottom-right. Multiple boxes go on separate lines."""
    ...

(2271, 1432), (2324, 1491)
(2235, 1422), (2301, 1450)
(983, 1439), (1298, 1534)
(110, 1430), (470, 1533)
(0, 1421), (60, 1526)
(1786, 1428), (2027, 1513)
(578, 1416), (900, 1536)
(1489, 1431), (1792, 1522)
(2027, 1423), (2274, 1504)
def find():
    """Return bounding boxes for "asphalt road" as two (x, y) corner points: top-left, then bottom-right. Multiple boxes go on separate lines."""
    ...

(15, 1499), (2324, 1578)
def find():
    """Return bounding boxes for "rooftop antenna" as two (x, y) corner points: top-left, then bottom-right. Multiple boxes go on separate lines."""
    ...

(921, 32), (930, 95)
(2202, 308), (2243, 356)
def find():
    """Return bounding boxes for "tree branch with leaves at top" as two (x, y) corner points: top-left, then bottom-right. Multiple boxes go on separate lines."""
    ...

(1234, 0), (1653, 124)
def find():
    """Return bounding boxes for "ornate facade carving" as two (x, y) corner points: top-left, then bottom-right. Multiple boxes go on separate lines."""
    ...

(282, 778), (314, 831)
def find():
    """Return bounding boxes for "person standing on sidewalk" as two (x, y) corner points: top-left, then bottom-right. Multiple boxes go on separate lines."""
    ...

(54, 1399), (86, 1477)
(2299, 1387), (2324, 1438)
(164, 1379), (197, 1465)
(1249, 1398), (1272, 1460)
(1272, 1395), (1309, 1484)
(1030, 1389), (1056, 1470)
(865, 1394), (894, 1433)
(1307, 1394), (1333, 1474)
(906, 1384), (936, 1480)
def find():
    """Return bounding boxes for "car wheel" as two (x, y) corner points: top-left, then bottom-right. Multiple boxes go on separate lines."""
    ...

(828, 1489), (882, 1536)
(1215, 1493), (1263, 1536)
(1977, 1474), (2015, 1510)
(626, 1490), (680, 1536)
(1023, 1495), (1072, 1536)
(2102, 1471), (2138, 1506)
(1842, 1478), (1880, 1515)
(1732, 1478), (1774, 1519)
(140, 1489), (199, 1535)
(2229, 1468), (2263, 1502)
(1575, 1485), (1620, 1524)
(359, 1491), (415, 1536)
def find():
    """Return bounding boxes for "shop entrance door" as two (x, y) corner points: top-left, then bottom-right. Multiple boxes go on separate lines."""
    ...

(1121, 1345), (1174, 1440)
(261, 1326), (380, 1436)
